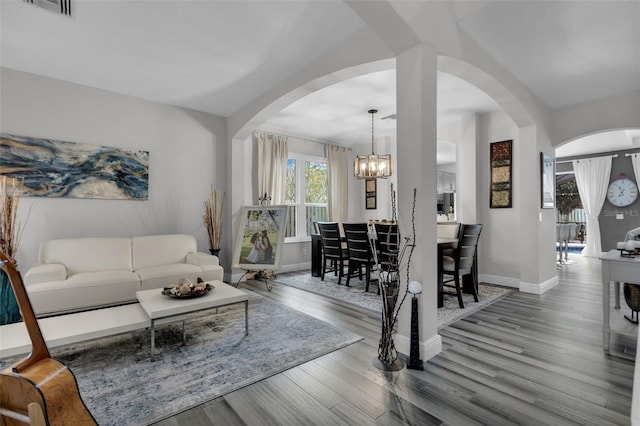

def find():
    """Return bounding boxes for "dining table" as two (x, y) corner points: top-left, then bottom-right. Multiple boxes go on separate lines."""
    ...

(313, 234), (474, 307)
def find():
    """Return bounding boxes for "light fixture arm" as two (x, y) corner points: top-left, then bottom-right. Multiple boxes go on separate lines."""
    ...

(369, 109), (377, 155)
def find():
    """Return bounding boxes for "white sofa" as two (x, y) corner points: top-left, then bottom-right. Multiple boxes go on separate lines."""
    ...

(24, 234), (224, 315)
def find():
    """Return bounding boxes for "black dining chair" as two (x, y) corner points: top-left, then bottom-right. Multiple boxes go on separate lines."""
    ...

(342, 222), (377, 292)
(317, 222), (349, 285)
(374, 222), (400, 274)
(441, 223), (483, 308)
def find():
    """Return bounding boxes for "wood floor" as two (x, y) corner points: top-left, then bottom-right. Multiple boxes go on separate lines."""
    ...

(154, 256), (635, 425)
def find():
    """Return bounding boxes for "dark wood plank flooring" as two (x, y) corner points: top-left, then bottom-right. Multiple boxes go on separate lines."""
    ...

(154, 256), (635, 425)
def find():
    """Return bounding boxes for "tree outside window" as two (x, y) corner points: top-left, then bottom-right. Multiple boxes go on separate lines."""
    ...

(556, 173), (584, 222)
(285, 155), (328, 240)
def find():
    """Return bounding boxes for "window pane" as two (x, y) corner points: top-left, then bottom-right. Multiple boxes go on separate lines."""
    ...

(285, 205), (297, 238)
(305, 161), (327, 203)
(306, 205), (328, 235)
(286, 159), (296, 204)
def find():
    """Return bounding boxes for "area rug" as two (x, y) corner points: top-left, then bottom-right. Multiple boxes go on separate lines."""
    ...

(274, 272), (514, 329)
(0, 293), (361, 426)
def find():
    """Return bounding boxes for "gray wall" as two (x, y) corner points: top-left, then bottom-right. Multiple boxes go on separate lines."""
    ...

(600, 154), (640, 250)
(557, 149), (640, 251)
(1, 67), (228, 271)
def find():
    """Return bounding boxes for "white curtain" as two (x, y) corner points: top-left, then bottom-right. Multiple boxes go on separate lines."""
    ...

(325, 145), (350, 222)
(257, 131), (288, 205)
(573, 156), (612, 257)
(630, 153), (640, 190)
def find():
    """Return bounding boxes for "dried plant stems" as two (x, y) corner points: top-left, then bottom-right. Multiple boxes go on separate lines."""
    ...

(0, 176), (29, 262)
(203, 187), (226, 251)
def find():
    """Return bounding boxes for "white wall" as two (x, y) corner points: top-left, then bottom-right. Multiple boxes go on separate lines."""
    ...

(477, 110), (521, 286)
(1, 67), (228, 271)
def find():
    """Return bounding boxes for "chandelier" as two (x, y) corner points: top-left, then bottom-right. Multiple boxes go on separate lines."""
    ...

(354, 109), (392, 179)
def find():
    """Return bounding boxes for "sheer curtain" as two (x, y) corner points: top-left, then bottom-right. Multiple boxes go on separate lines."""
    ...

(630, 153), (640, 189)
(256, 131), (288, 204)
(573, 156), (612, 257)
(326, 145), (350, 222)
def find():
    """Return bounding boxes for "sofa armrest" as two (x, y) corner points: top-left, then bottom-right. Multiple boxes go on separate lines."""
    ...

(24, 263), (67, 285)
(186, 252), (220, 267)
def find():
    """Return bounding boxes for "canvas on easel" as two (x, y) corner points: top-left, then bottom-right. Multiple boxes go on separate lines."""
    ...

(232, 205), (288, 271)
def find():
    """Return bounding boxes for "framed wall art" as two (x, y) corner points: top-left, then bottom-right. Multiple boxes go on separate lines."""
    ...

(489, 140), (513, 208)
(540, 152), (556, 208)
(232, 205), (288, 271)
(365, 178), (376, 210)
(0, 133), (149, 200)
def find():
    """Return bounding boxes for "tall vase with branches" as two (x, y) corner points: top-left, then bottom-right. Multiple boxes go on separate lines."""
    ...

(203, 187), (226, 257)
(370, 184), (417, 371)
(0, 176), (29, 324)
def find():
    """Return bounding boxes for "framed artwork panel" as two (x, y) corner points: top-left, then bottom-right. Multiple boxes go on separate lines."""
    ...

(365, 178), (376, 210)
(540, 152), (556, 208)
(232, 205), (288, 271)
(490, 140), (513, 208)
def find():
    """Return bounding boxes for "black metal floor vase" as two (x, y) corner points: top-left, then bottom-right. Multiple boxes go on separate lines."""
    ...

(371, 186), (417, 372)
(407, 295), (423, 370)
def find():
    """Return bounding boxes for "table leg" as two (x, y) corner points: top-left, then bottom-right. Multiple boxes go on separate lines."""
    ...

(150, 319), (156, 360)
(437, 246), (444, 308)
(603, 278), (610, 353)
(182, 319), (186, 345)
(614, 281), (620, 309)
(245, 300), (249, 335)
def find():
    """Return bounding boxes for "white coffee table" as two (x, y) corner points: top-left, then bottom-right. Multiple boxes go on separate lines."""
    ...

(136, 280), (249, 359)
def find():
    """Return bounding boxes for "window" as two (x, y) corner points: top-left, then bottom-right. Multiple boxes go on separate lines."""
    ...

(285, 154), (328, 241)
(556, 172), (585, 223)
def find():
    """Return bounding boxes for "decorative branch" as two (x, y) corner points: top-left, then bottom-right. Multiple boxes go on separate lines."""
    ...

(0, 176), (31, 263)
(369, 183), (417, 367)
(203, 187), (226, 251)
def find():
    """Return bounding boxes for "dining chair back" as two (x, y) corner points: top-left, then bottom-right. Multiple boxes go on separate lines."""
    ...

(374, 222), (400, 273)
(442, 223), (483, 308)
(342, 222), (377, 292)
(317, 222), (349, 284)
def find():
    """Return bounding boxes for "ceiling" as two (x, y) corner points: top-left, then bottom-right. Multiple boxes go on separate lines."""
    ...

(1, 0), (639, 163)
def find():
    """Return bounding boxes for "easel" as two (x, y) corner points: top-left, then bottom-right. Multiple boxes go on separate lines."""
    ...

(234, 193), (276, 291)
(234, 269), (275, 291)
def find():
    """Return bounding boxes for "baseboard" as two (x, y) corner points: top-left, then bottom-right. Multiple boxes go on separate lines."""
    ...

(480, 273), (559, 294)
(479, 274), (520, 288)
(395, 332), (442, 364)
(278, 262), (311, 273)
(520, 275), (559, 294)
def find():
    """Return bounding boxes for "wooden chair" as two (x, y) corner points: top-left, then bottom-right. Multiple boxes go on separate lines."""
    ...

(441, 224), (483, 308)
(374, 222), (400, 274)
(317, 222), (349, 285)
(342, 222), (377, 292)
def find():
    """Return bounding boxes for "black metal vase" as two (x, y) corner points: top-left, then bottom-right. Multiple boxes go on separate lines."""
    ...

(372, 281), (404, 371)
(209, 248), (220, 257)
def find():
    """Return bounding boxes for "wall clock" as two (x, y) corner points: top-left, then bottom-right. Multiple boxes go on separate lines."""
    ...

(607, 174), (638, 207)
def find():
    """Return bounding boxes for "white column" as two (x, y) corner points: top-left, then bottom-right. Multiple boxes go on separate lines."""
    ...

(395, 44), (441, 362)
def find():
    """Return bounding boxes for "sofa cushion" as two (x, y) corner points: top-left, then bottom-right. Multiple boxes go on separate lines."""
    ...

(24, 263), (67, 285)
(40, 238), (133, 275)
(27, 270), (140, 315)
(136, 263), (203, 290)
(132, 234), (197, 271)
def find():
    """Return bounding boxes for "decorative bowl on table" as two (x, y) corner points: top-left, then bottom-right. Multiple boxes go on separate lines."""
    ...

(162, 277), (213, 298)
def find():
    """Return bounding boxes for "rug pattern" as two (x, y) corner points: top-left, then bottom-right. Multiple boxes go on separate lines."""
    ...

(0, 293), (361, 426)
(273, 272), (514, 329)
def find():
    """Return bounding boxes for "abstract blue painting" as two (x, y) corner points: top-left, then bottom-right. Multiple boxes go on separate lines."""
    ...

(0, 133), (149, 200)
